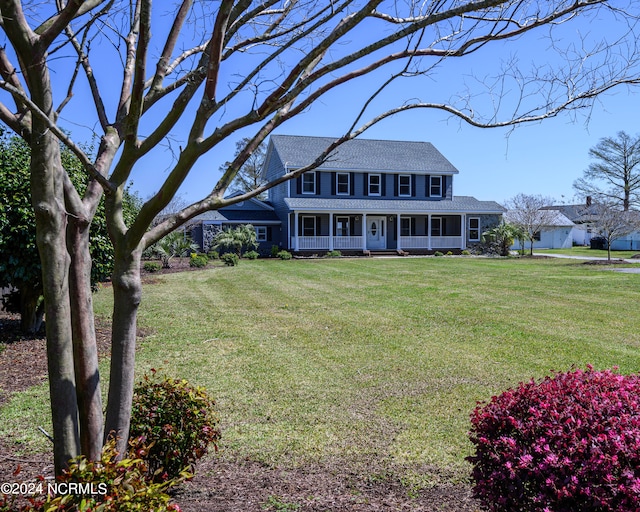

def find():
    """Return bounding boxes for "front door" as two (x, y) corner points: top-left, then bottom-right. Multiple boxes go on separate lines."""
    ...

(366, 216), (386, 249)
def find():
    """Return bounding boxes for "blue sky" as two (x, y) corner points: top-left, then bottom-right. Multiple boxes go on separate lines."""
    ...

(48, 4), (639, 210)
(139, 8), (639, 210)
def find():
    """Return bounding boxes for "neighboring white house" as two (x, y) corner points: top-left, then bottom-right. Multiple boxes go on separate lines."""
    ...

(506, 209), (575, 250)
(610, 231), (640, 251)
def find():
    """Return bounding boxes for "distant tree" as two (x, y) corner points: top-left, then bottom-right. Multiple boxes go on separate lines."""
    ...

(573, 131), (640, 211)
(0, 133), (140, 333)
(220, 139), (267, 199)
(506, 194), (559, 255)
(592, 201), (640, 261)
(482, 222), (524, 256)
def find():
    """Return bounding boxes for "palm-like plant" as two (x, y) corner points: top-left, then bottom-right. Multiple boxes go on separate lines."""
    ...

(213, 224), (258, 256)
(482, 222), (523, 256)
(153, 231), (199, 268)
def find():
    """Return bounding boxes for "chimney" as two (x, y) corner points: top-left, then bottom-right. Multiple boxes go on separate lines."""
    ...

(586, 196), (592, 207)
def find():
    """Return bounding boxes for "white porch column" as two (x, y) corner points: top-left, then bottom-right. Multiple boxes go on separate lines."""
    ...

(362, 213), (367, 251)
(396, 213), (402, 251)
(427, 215), (432, 250)
(294, 211), (299, 251)
(461, 214), (466, 250)
(329, 212), (334, 251)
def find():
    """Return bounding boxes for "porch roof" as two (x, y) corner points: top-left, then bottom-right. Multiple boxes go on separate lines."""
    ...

(284, 196), (505, 214)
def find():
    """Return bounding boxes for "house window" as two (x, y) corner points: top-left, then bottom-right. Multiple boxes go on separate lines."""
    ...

(430, 176), (442, 197)
(398, 175), (411, 196)
(368, 174), (381, 196)
(302, 216), (316, 236)
(431, 217), (442, 237)
(468, 217), (480, 241)
(336, 173), (350, 195)
(302, 172), (316, 194)
(533, 231), (541, 241)
(400, 217), (415, 236)
(255, 226), (267, 242)
(336, 216), (350, 236)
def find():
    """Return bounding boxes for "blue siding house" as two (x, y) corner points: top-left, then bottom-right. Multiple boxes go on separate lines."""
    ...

(188, 135), (504, 254)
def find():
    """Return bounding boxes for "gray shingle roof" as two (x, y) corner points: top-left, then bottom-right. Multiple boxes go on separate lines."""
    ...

(270, 135), (460, 174)
(284, 196), (505, 213)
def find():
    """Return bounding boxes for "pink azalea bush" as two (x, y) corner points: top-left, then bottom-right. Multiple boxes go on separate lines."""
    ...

(467, 366), (640, 512)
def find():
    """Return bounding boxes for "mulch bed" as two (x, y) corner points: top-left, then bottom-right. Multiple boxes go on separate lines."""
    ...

(0, 263), (483, 511)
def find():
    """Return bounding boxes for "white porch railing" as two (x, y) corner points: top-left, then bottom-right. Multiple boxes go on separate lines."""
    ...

(333, 236), (363, 249)
(430, 236), (463, 249)
(399, 236), (430, 248)
(400, 235), (463, 249)
(295, 236), (330, 250)
(293, 235), (463, 250)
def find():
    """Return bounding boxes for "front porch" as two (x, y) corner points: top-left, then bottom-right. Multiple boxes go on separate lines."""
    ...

(293, 235), (464, 251)
(289, 212), (473, 252)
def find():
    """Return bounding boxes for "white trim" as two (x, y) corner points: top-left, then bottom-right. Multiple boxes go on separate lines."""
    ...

(302, 172), (316, 194)
(255, 226), (267, 242)
(398, 174), (412, 197)
(430, 176), (442, 197)
(336, 172), (350, 195)
(468, 216), (481, 242)
(368, 173), (382, 196)
(301, 215), (317, 236)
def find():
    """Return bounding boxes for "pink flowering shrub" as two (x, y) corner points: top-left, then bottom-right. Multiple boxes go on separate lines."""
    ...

(467, 366), (640, 512)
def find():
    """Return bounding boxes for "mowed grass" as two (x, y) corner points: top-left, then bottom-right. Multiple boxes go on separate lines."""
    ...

(3, 257), (640, 486)
(535, 247), (639, 259)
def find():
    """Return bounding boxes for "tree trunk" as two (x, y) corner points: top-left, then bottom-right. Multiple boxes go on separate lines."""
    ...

(31, 131), (80, 474)
(19, 286), (44, 334)
(67, 219), (104, 461)
(104, 247), (142, 456)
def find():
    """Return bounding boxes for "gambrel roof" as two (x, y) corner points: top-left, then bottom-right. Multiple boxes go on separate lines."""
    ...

(266, 135), (460, 175)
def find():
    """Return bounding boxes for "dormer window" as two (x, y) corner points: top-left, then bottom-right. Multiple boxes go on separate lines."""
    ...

(398, 175), (411, 197)
(302, 172), (316, 194)
(368, 174), (381, 196)
(430, 176), (442, 197)
(336, 173), (350, 195)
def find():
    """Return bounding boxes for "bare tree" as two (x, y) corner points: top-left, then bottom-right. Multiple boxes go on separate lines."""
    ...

(506, 194), (560, 255)
(573, 131), (640, 211)
(221, 138), (267, 198)
(592, 201), (640, 261)
(0, 1), (639, 473)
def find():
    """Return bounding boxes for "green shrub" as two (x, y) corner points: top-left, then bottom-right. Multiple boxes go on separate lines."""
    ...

(189, 253), (208, 268)
(325, 250), (341, 258)
(35, 438), (184, 511)
(461, 250), (471, 256)
(130, 371), (221, 482)
(244, 250), (259, 260)
(220, 252), (239, 266)
(207, 250), (219, 260)
(271, 245), (281, 258)
(434, 251), (444, 257)
(143, 261), (161, 273)
(446, 251), (453, 256)
(277, 250), (292, 260)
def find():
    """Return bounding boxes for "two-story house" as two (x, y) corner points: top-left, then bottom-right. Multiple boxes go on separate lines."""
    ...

(187, 134), (504, 254)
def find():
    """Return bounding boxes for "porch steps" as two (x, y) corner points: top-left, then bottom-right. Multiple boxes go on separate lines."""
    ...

(366, 249), (409, 257)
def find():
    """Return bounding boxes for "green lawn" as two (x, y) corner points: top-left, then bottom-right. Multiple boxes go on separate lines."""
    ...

(535, 247), (640, 259)
(2, 257), (640, 487)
